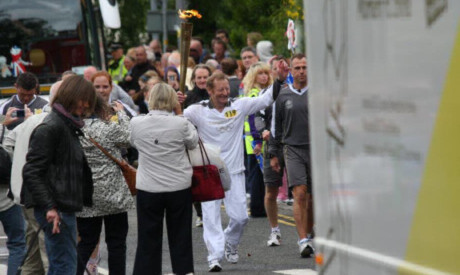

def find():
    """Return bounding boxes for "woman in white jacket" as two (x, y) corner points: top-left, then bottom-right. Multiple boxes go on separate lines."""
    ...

(130, 83), (198, 275)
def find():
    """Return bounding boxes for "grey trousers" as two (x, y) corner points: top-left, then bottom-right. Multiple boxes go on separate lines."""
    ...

(21, 207), (49, 275)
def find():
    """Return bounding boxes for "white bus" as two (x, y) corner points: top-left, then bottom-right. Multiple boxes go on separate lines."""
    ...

(304, 0), (459, 274)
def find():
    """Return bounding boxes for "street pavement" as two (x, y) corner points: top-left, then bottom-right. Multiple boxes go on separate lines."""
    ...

(0, 200), (316, 274)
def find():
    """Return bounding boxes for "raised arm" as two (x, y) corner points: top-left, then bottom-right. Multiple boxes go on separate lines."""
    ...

(239, 79), (282, 117)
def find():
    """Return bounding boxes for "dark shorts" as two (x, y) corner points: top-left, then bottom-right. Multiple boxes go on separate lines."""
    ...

(263, 143), (284, 187)
(284, 145), (312, 193)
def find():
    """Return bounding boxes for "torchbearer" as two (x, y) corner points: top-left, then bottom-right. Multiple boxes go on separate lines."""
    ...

(184, 61), (288, 272)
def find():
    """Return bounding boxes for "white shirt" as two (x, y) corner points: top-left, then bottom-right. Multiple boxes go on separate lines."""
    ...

(184, 86), (274, 174)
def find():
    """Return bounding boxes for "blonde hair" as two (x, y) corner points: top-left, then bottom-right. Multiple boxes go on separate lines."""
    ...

(126, 47), (137, 62)
(242, 62), (273, 96)
(148, 83), (178, 112)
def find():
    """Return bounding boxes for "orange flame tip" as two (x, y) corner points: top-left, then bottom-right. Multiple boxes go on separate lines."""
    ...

(178, 9), (202, 19)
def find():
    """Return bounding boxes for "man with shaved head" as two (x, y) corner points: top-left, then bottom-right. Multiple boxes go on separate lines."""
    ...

(125, 45), (158, 92)
(190, 37), (210, 64)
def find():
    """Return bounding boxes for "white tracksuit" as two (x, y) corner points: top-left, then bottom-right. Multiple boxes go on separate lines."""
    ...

(184, 85), (275, 262)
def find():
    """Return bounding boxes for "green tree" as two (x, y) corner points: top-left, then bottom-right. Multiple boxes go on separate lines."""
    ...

(187, 0), (304, 57)
(105, 0), (150, 49)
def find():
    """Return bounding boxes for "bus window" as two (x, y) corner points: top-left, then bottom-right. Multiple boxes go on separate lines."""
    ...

(0, 0), (95, 87)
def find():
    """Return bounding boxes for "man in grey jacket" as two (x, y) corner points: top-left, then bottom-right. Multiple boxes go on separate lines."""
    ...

(269, 53), (314, 258)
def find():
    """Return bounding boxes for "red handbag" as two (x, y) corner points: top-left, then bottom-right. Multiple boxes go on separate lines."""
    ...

(188, 139), (225, 202)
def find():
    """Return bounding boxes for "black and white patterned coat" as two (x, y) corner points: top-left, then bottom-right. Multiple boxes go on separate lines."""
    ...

(77, 111), (134, 218)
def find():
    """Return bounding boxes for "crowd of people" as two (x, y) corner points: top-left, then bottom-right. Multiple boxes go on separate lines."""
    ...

(0, 29), (313, 275)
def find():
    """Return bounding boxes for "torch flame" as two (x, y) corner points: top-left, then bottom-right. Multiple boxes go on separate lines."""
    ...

(178, 9), (202, 20)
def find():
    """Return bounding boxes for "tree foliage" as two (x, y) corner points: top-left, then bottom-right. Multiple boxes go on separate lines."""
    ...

(187, 0), (304, 57)
(105, 0), (150, 49)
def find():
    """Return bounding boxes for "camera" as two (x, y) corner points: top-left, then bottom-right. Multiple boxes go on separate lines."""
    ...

(12, 109), (25, 118)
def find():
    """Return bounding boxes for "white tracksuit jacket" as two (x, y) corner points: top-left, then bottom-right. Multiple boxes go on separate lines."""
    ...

(184, 85), (275, 262)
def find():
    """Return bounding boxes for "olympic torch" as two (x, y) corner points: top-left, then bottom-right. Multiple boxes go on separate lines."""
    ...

(178, 9), (202, 93)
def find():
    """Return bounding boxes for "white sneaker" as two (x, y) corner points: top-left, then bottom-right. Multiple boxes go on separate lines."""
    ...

(299, 239), (315, 258)
(195, 216), (203, 227)
(267, 231), (281, 246)
(208, 259), (222, 272)
(224, 241), (239, 263)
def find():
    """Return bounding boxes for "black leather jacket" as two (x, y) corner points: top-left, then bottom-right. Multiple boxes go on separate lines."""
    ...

(22, 109), (93, 212)
(184, 86), (209, 109)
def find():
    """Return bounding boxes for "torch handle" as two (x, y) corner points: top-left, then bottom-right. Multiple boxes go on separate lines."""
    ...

(179, 22), (193, 94)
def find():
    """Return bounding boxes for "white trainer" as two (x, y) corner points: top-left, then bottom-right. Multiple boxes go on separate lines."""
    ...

(224, 241), (239, 263)
(208, 259), (222, 272)
(195, 216), (203, 227)
(267, 231), (281, 246)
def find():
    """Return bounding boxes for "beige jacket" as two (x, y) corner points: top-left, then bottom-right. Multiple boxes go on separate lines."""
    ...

(130, 110), (198, 193)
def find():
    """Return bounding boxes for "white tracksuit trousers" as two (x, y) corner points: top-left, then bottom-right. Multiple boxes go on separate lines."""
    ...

(202, 172), (249, 262)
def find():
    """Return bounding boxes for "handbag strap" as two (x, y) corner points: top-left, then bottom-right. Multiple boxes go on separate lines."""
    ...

(87, 137), (123, 166)
(186, 138), (212, 166)
(199, 139), (211, 165)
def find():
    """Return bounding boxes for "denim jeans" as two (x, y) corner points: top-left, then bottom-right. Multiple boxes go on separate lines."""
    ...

(0, 204), (26, 275)
(34, 208), (77, 275)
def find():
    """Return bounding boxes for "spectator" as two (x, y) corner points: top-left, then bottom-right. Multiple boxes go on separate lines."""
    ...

(138, 70), (159, 91)
(0, 108), (27, 275)
(83, 66), (97, 82)
(236, 60), (245, 80)
(221, 58), (241, 98)
(76, 96), (134, 275)
(168, 51), (193, 91)
(91, 71), (137, 117)
(124, 46), (158, 94)
(0, 72), (48, 274)
(119, 55), (136, 90)
(240, 47), (260, 73)
(107, 43), (127, 84)
(3, 104), (51, 275)
(131, 83), (198, 275)
(247, 32), (263, 47)
(242, 62), (273, 218)
(164, 66), (180, 91)
(187, 56), (196, 69)
(211, 39), (228, 64)
(183, 64), (212, 109)
(84, 67), (136, 111)
(149, 39), (162, 58)
(190, 37), (210, 64)
(256, 41), (274, 63)
(215, 29), (234, 56)
(205, 59), (220, 73)
(22, 75), (97, 274)
(123, 55), (136, 73)
(0, 72), (48, 130)
(61, 70), (77, 80)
